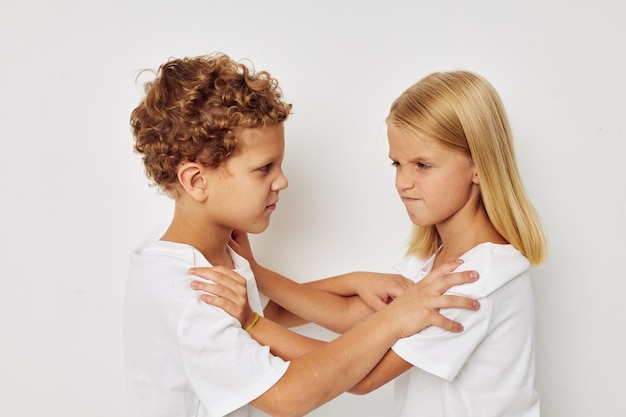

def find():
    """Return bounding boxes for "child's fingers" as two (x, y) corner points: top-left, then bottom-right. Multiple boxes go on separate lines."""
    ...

(230, 230), (249, 245)
(200, 293), (243, 318)
(432, 294), (480, 312)
(193, 265), (247, 284)
(420, 259), (465, 285)
(432, 270), (479, 294)
(428, 312), (465, 333)
(192, 280), (234, 299)
(228, 231), (254, 260)
(188, 269), (248, 309)
(188, 267), (246, 291)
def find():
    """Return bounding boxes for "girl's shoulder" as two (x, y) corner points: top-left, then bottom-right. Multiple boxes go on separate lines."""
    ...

(454, 243), (530, 298)
(393, 243), (530, 298)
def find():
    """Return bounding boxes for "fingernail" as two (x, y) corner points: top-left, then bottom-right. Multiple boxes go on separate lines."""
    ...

(456, 259), (464, 264)
(473, 300), (481, 309)
(188, 268), (196, 274)
(469, 271), (479, 279)
(457, 324), (464, 332)
(190, 281), (198, 289)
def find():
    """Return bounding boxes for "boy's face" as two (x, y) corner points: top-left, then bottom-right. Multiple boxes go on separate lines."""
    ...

(206, 123), (288, 234)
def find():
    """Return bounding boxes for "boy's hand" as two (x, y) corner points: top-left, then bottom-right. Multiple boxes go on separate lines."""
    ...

(385, 259), (481, 337)
(188, 266), (256, 330)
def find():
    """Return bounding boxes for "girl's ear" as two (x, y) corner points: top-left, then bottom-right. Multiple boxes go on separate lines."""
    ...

(472, 169), (480, 185)
(177, 163), (209, 202)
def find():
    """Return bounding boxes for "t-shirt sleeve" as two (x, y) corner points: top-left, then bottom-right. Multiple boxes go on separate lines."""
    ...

(178, 296), (289, 417)
(391, 296), (490, 381)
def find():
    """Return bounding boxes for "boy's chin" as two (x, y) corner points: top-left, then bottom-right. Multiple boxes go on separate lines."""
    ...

(246, 222), (271, 235)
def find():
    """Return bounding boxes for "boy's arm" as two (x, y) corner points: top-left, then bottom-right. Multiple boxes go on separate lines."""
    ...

(195, 259), (479, 417)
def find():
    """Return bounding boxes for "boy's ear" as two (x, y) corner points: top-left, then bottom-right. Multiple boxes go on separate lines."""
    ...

(177, 163), (209, 202)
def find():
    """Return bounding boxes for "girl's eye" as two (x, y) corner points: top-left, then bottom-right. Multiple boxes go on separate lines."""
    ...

(390, 161), (399, 167)
(417, 162), (431, 169)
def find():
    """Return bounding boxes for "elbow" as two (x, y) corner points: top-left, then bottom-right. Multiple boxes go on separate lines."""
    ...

(259, 404), (305, 417)
(348, 379), (377, 395)
(269, 410), (305, 417)
(257, 395), (319, 417)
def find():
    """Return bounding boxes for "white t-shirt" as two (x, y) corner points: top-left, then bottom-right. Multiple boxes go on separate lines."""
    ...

(391, 243), (540, 417)
(123, 230), (289, 417)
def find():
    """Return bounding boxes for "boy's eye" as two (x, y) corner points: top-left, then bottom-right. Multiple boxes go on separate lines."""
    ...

(258, 163), (271, 172)
(417, 162), (431, 169)
(390, 161), (399, 167)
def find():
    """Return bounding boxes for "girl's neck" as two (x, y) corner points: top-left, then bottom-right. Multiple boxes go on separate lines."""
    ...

(433, 208), (507, 268)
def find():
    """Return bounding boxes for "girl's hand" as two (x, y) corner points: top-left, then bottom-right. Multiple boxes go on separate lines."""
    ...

(352, 272), (413, 311)
(229, 230), (257, 267)
(188, 266), (256, 330)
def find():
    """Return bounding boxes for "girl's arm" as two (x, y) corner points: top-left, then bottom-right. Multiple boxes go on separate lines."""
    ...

(227, 231), (413, 332)
(304, 271), (412, 310)
(250, 263), (381, 332)
(190, 263), (370, 333)
(189, 260), (479, 417)
(189, 266), (325, 359)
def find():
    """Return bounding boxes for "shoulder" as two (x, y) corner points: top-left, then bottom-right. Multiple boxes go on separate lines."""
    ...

(452, 243), (530, 298)
(133, 239), (203, 265)
(126, 239), (212, 314)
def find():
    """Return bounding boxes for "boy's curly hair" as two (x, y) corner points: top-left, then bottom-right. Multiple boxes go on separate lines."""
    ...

(130, 53), (292, 197)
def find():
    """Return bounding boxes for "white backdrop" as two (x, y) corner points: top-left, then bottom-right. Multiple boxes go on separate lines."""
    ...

(1, 1), (624, 416)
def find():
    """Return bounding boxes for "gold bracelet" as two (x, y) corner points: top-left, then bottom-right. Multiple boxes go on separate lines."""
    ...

(245, 312), (260, 333)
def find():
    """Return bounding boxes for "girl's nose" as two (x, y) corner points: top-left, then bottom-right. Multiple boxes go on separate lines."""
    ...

(395, 168), (412, 192)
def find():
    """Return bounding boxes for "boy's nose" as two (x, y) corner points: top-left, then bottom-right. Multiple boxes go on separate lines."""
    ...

(272, 170), (288, 191)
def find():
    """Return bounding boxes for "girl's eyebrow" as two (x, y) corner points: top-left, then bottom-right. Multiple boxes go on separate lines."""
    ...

(389, 153), (434, 162)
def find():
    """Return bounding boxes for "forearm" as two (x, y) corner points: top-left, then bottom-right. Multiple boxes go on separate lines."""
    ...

(304, 272), (362, 295)
(251, 310), (401, 417)
(250, 317), (325, 360)
(254, 264), (365, 333)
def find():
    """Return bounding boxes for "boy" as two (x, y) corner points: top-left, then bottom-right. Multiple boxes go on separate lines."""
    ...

(124, 53), (479, 417)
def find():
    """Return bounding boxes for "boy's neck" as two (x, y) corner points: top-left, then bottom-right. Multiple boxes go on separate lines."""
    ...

(161, 213), (235, 269)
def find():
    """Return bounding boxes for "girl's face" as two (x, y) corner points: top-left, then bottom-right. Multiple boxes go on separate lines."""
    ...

(387, 123), (479, 230)
(206, 123), (288, 234)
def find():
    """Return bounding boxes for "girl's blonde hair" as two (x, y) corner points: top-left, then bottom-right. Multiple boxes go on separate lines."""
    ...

(387, 71), (546, 265)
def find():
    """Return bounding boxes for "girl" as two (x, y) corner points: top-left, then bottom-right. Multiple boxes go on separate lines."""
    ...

(192, 70), (546, 416)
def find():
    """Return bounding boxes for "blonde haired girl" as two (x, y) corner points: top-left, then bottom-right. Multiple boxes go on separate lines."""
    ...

(350, 70), (547, 416)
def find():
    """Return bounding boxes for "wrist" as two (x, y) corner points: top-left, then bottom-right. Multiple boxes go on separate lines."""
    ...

(244, 312), (260, 333)
(248, 260), (262, 274)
